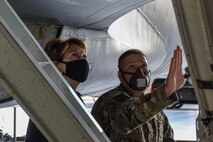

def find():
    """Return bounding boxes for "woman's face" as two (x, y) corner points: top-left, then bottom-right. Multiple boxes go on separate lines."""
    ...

(56, 44), (87, 74)
(62, 44), (87, 62)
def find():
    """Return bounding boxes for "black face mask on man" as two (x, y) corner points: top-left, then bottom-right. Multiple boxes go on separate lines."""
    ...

(60, 59), (89, 82)
(120, 67), (150, 91)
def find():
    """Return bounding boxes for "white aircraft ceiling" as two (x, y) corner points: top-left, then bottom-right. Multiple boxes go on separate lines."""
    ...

(7, 0), (153, 30)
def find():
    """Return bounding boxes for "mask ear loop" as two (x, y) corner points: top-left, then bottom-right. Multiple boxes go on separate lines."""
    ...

(119, 67), (132, 87)
(56, 60), (68, 76)
(145, 70), (151, 87)
(136, 66), (151, 88)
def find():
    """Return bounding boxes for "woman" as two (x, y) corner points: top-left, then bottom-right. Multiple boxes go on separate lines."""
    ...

(25, 37), (89, 142)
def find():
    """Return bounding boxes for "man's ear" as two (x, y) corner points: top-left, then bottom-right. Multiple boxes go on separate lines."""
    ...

(118, 71), (122, 81)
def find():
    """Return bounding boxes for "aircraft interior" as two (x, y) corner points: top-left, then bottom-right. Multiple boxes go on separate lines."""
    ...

(0, 0), (213, 141)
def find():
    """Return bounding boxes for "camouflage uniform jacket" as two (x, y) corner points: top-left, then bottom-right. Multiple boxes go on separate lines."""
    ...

(91, 84), (178, 142)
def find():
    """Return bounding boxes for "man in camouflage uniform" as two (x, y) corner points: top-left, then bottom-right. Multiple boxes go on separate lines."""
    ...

(92, 46), (185, 142)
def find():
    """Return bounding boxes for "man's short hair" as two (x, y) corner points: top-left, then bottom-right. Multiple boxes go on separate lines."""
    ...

(118, 49), (146, 70)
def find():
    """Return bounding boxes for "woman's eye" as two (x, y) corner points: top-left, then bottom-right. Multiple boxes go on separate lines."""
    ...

(72, 53), (79, 58)
(73, 53), (78, 56)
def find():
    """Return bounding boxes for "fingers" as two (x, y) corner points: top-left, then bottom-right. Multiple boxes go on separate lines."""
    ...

(170, 47), (178, 73)
(168, 57), (175, 76)
(174, 46), (182, 71)
(174, 48), (178, 71)
(176, 46), (181, 68)
(167, 47), (178, 79)
(178, 46), (182, 69)
(165, 46), (184, 96)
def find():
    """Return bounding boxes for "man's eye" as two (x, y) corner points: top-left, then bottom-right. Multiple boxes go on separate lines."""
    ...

(129, 65), (136, 70)
(140, 65), (148, 69)
(144, 70), (151, 75)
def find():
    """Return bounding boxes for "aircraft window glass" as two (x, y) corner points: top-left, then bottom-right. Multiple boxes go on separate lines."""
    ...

(0, 107), (28, 140)
(164, 104), (198, 141)
(0, 99), (198, 141)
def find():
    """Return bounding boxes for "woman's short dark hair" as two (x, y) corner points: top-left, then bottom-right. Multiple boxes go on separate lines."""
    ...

(64, 37), (87, 51)
(44, 38), (66, 61)
(44, 37), (87, 61)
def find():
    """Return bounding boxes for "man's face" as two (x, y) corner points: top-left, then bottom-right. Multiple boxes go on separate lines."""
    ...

(119, 53), (150, 91)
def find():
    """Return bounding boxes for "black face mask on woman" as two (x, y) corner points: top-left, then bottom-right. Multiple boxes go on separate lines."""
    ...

(60, 59), (89, 82)
(120, 67), (150, 91)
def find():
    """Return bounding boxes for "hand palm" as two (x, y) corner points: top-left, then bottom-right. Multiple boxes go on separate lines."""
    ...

(165, 46), (186, 96)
